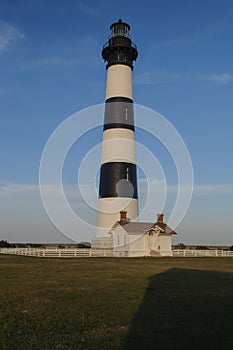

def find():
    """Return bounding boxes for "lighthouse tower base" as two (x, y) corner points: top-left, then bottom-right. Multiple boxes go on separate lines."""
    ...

(93, 197), (138, 249)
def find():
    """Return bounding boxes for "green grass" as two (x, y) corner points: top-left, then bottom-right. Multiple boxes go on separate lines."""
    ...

(0, 256), (233, 350)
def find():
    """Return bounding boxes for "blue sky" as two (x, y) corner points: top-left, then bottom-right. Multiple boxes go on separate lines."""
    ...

(0, 0), (233, 244)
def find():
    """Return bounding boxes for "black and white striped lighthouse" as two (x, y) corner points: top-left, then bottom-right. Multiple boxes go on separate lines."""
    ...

(96, 19), (139, 239)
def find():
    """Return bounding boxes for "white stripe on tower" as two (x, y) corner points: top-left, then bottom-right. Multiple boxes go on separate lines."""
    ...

(96, 19), (139, 237)
(105, 65), (133, 100)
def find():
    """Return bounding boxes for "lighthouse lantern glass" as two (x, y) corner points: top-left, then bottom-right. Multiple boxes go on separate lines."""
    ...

(111, 24), (129, 38)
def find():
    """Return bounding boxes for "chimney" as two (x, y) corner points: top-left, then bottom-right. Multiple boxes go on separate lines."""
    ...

(120, 211), (127, 224)
(157, 213), (164, 223)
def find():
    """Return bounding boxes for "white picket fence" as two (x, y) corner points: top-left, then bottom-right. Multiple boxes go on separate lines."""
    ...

(172, 249), (233, 257)
(0, 247), (115, 258)
(0, 247), (233, 258)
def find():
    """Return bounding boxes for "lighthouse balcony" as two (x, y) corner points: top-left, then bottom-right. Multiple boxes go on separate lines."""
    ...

(103, 39), (137, 51)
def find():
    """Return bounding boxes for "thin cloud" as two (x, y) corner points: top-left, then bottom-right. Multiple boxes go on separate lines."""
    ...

(193, 183), (233, 196)
(138, 179), (233, 196)
(20, 54), (100, 70)
(0, 182), (98, 207)
(156, 23), (225, 48)
(135, 70), (185, 85)
(206, 73), (233, 84)
(77, 1), (98, 16)
(1, 181), (233, 206)
(166, 183), (233, 196)
(0, 182), (38, 197)
(135, 70), (233, 86)
(0, 20), (24, 51)
(19, 35), (100, 71)
(21, 56), (88, 69)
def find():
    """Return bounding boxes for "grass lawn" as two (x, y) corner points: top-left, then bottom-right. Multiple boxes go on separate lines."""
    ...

(0, 256), (233, 350)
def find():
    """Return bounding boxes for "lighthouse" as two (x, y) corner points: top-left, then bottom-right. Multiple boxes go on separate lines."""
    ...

(91, 20), (176, 256)
(93, 19), (139, 247)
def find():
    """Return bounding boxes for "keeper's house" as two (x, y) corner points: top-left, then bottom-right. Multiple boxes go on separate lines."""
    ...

(108, 212), (176, 257)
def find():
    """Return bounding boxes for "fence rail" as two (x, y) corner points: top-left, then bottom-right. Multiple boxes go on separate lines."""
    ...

(0, 248), (233, 258)
(0, 248), (91, 258)
(0, 248), (130, 258)
(172, 249), (233, 257)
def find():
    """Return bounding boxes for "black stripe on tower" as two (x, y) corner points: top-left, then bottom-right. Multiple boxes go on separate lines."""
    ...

(99, 162), (138, 199)
(104, 97), (135, 131)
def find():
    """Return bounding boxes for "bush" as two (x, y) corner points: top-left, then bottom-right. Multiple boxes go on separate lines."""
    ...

(0, 240), (12, 247)
(175, 243), (186, 249)
(195, 245), (208, 250)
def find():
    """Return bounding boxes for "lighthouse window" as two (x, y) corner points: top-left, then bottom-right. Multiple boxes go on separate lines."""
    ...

(126, 167), (130, 181)
(125, 107), (128, 120)
(111, 24), (129, 38)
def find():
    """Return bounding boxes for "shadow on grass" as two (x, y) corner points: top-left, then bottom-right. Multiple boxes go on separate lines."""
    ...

(120, 268), (233, 350)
